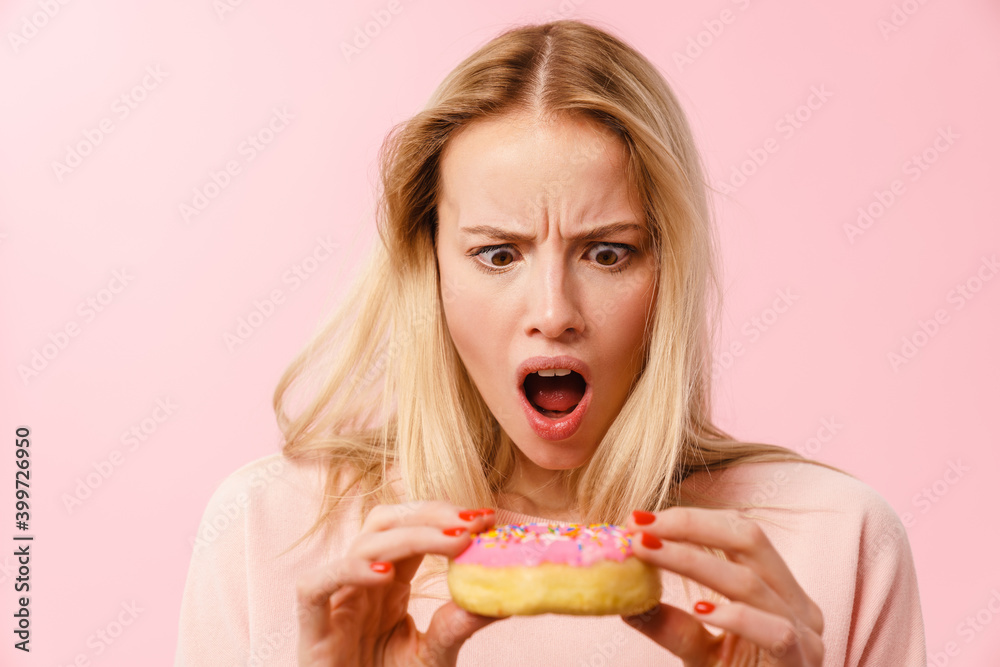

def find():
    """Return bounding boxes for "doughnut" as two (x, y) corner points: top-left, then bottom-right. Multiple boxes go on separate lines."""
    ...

(447, 523), (661, 616)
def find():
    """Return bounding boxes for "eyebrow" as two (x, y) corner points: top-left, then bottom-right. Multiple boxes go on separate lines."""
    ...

(459, 222), (644, 242)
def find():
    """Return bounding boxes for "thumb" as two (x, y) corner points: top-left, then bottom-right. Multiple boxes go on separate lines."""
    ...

(623, 602), (720, 663)
(420, 601), (501, 665)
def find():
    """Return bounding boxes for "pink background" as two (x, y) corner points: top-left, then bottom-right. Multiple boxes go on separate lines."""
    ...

(2, 0), (998, 664)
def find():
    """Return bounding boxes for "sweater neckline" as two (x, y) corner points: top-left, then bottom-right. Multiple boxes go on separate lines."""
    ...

(493, 508), (577, 526)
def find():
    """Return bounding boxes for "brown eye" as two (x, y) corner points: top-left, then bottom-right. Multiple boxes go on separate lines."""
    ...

(471, 245), (521, 273)
(589, 243), (630, 268)
(595, 248), (619, 266)
(491, 250), (514, 266)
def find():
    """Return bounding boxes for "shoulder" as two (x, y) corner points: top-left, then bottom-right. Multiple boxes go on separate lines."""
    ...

(193, 453), (364, 556)
(685, 460), (926, 663)
(203, 451), (366, 510)
(682, 458), (912, 561)
(206, 452), (327, 505)
(180, 454), (364, 662)
(688, 458), (900, 520)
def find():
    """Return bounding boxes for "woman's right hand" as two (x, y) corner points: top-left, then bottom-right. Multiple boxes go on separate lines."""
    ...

(295, 501), (499, 666)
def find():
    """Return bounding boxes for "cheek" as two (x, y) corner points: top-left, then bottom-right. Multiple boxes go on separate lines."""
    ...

(600, 274), (656, 367)
(441, 284), (501, 370)
(613, 304), (650, 371)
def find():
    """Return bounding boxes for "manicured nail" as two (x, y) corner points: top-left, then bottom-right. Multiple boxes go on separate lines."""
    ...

(443, 527), (467, 537)
(370, 561), (392, 574)
(694, 601), (715, 614)
(478, 508), (495, 516)
(640, 532), (662, 549)
(458, 509), (479, 521)
(632, 510), (656, 525)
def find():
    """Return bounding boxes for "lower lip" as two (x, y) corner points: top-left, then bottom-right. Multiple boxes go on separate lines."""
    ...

(518, 380), (592, 441)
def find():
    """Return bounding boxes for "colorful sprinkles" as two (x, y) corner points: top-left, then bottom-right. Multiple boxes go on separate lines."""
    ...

(457, 523), (636, 566)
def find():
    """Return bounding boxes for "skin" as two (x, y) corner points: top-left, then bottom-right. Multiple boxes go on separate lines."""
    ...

(296, 502), (500, 667)
(625, 507), (824, 665)
(295, 112), (823, 666)
(434, 110), (657, 519)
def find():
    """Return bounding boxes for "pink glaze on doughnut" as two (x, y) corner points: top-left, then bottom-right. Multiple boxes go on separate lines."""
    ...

(453, 523), (637, 567)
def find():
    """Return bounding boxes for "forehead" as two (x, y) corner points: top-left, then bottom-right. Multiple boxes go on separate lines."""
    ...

(437, 112), (635, 222)
(443, 111), (622, 163)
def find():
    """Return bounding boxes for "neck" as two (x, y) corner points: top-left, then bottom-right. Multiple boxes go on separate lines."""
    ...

(498, 449), (581, 522)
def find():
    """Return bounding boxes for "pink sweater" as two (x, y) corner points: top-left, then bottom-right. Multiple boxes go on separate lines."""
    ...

(175, 454), (926, 666)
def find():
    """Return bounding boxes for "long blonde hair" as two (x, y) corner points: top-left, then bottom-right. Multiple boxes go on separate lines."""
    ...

(273, 18), (843, 551)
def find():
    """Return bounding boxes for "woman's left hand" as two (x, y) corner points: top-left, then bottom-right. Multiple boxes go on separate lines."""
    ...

(622, 507), (824, 666)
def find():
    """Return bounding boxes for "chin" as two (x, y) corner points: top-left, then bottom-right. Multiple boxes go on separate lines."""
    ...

(515, 437), (595, 471)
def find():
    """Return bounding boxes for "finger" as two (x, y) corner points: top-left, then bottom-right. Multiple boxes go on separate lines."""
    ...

(295, 558), (389, 648)
(631, 532), (795, 622)
(361, 501), (496, 534)
(416, 601), (501, 665)
(693, 601), (824, 665)
(359, 503), (496, 582)
(632, 507), (792, 587)
(621, 602), (721, 663)
(630, 508), (821, 631)
(351, 524), (479, 574)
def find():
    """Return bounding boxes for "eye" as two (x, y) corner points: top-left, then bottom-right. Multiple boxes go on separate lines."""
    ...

(468, 242), (637, 275)
(470, 244), (521, 273)
(586, 243), (634, 272)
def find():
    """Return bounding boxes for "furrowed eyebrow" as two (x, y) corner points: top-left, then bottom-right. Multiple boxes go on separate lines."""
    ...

(459, 222), (643, 242)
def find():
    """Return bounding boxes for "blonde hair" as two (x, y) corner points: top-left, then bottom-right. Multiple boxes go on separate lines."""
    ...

(273, 19), (844, 554)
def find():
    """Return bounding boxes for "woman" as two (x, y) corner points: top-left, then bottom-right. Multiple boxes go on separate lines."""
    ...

(176, 19), (925, 666)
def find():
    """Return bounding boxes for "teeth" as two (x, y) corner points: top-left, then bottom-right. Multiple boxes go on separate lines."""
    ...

(535, 368), (573, 377)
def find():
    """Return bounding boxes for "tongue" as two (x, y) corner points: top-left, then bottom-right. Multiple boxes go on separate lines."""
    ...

(524, 373), (585, 412)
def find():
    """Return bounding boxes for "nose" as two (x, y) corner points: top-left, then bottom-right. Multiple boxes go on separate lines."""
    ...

(523, 253), (585, 339)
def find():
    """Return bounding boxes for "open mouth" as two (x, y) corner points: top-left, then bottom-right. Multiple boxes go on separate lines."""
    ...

(522, 370), (588, 419)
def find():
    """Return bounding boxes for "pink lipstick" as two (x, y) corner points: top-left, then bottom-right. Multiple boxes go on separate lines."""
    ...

(515, 356), (592, 440)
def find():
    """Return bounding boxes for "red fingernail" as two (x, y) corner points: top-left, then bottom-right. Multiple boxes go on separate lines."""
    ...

(632, 510), (656, 525)
(694, 601), (715, 614)
(478, 508), (495, 516)
(458, 509), (479, 521)
(443, 527), (467, 537)
(641, 532), (662, 549)
(370, 561), (392, 574)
